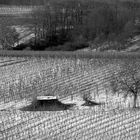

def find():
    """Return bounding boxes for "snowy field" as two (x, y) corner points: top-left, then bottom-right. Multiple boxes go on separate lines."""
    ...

(0, 56), (140, 139)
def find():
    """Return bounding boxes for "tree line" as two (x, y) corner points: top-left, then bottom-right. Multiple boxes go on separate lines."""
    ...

(26, 0), (140, 51)
(0, 0), (140, 50)
(29, 1), (85, 50)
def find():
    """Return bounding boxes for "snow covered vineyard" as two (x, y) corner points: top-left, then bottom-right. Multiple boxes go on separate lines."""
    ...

(1, 107), (140, 139)
(0, 57), (122, 108)
(0, 56), (140, 139)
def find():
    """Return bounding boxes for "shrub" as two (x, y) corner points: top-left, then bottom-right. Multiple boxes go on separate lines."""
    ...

(62, 41), (88, 51)
(82, 92), (92, 102)
(0, 26), (19, 50)
(13, 43), (30, 50)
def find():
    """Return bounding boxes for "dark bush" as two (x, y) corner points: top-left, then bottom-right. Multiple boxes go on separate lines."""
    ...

(12, 43), (30, 50)
(62, 41), (88, 51)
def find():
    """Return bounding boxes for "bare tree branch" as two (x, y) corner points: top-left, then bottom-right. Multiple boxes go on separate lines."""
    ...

(110, 61), (140, 108)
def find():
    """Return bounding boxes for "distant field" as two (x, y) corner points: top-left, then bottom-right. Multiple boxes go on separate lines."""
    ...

(0, 6), (40, 16)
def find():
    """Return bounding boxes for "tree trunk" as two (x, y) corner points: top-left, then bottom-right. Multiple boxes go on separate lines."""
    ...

(133, 94), (137, 108)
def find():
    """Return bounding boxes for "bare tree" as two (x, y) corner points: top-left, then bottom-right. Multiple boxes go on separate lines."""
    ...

(110, 61), (140, 108)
